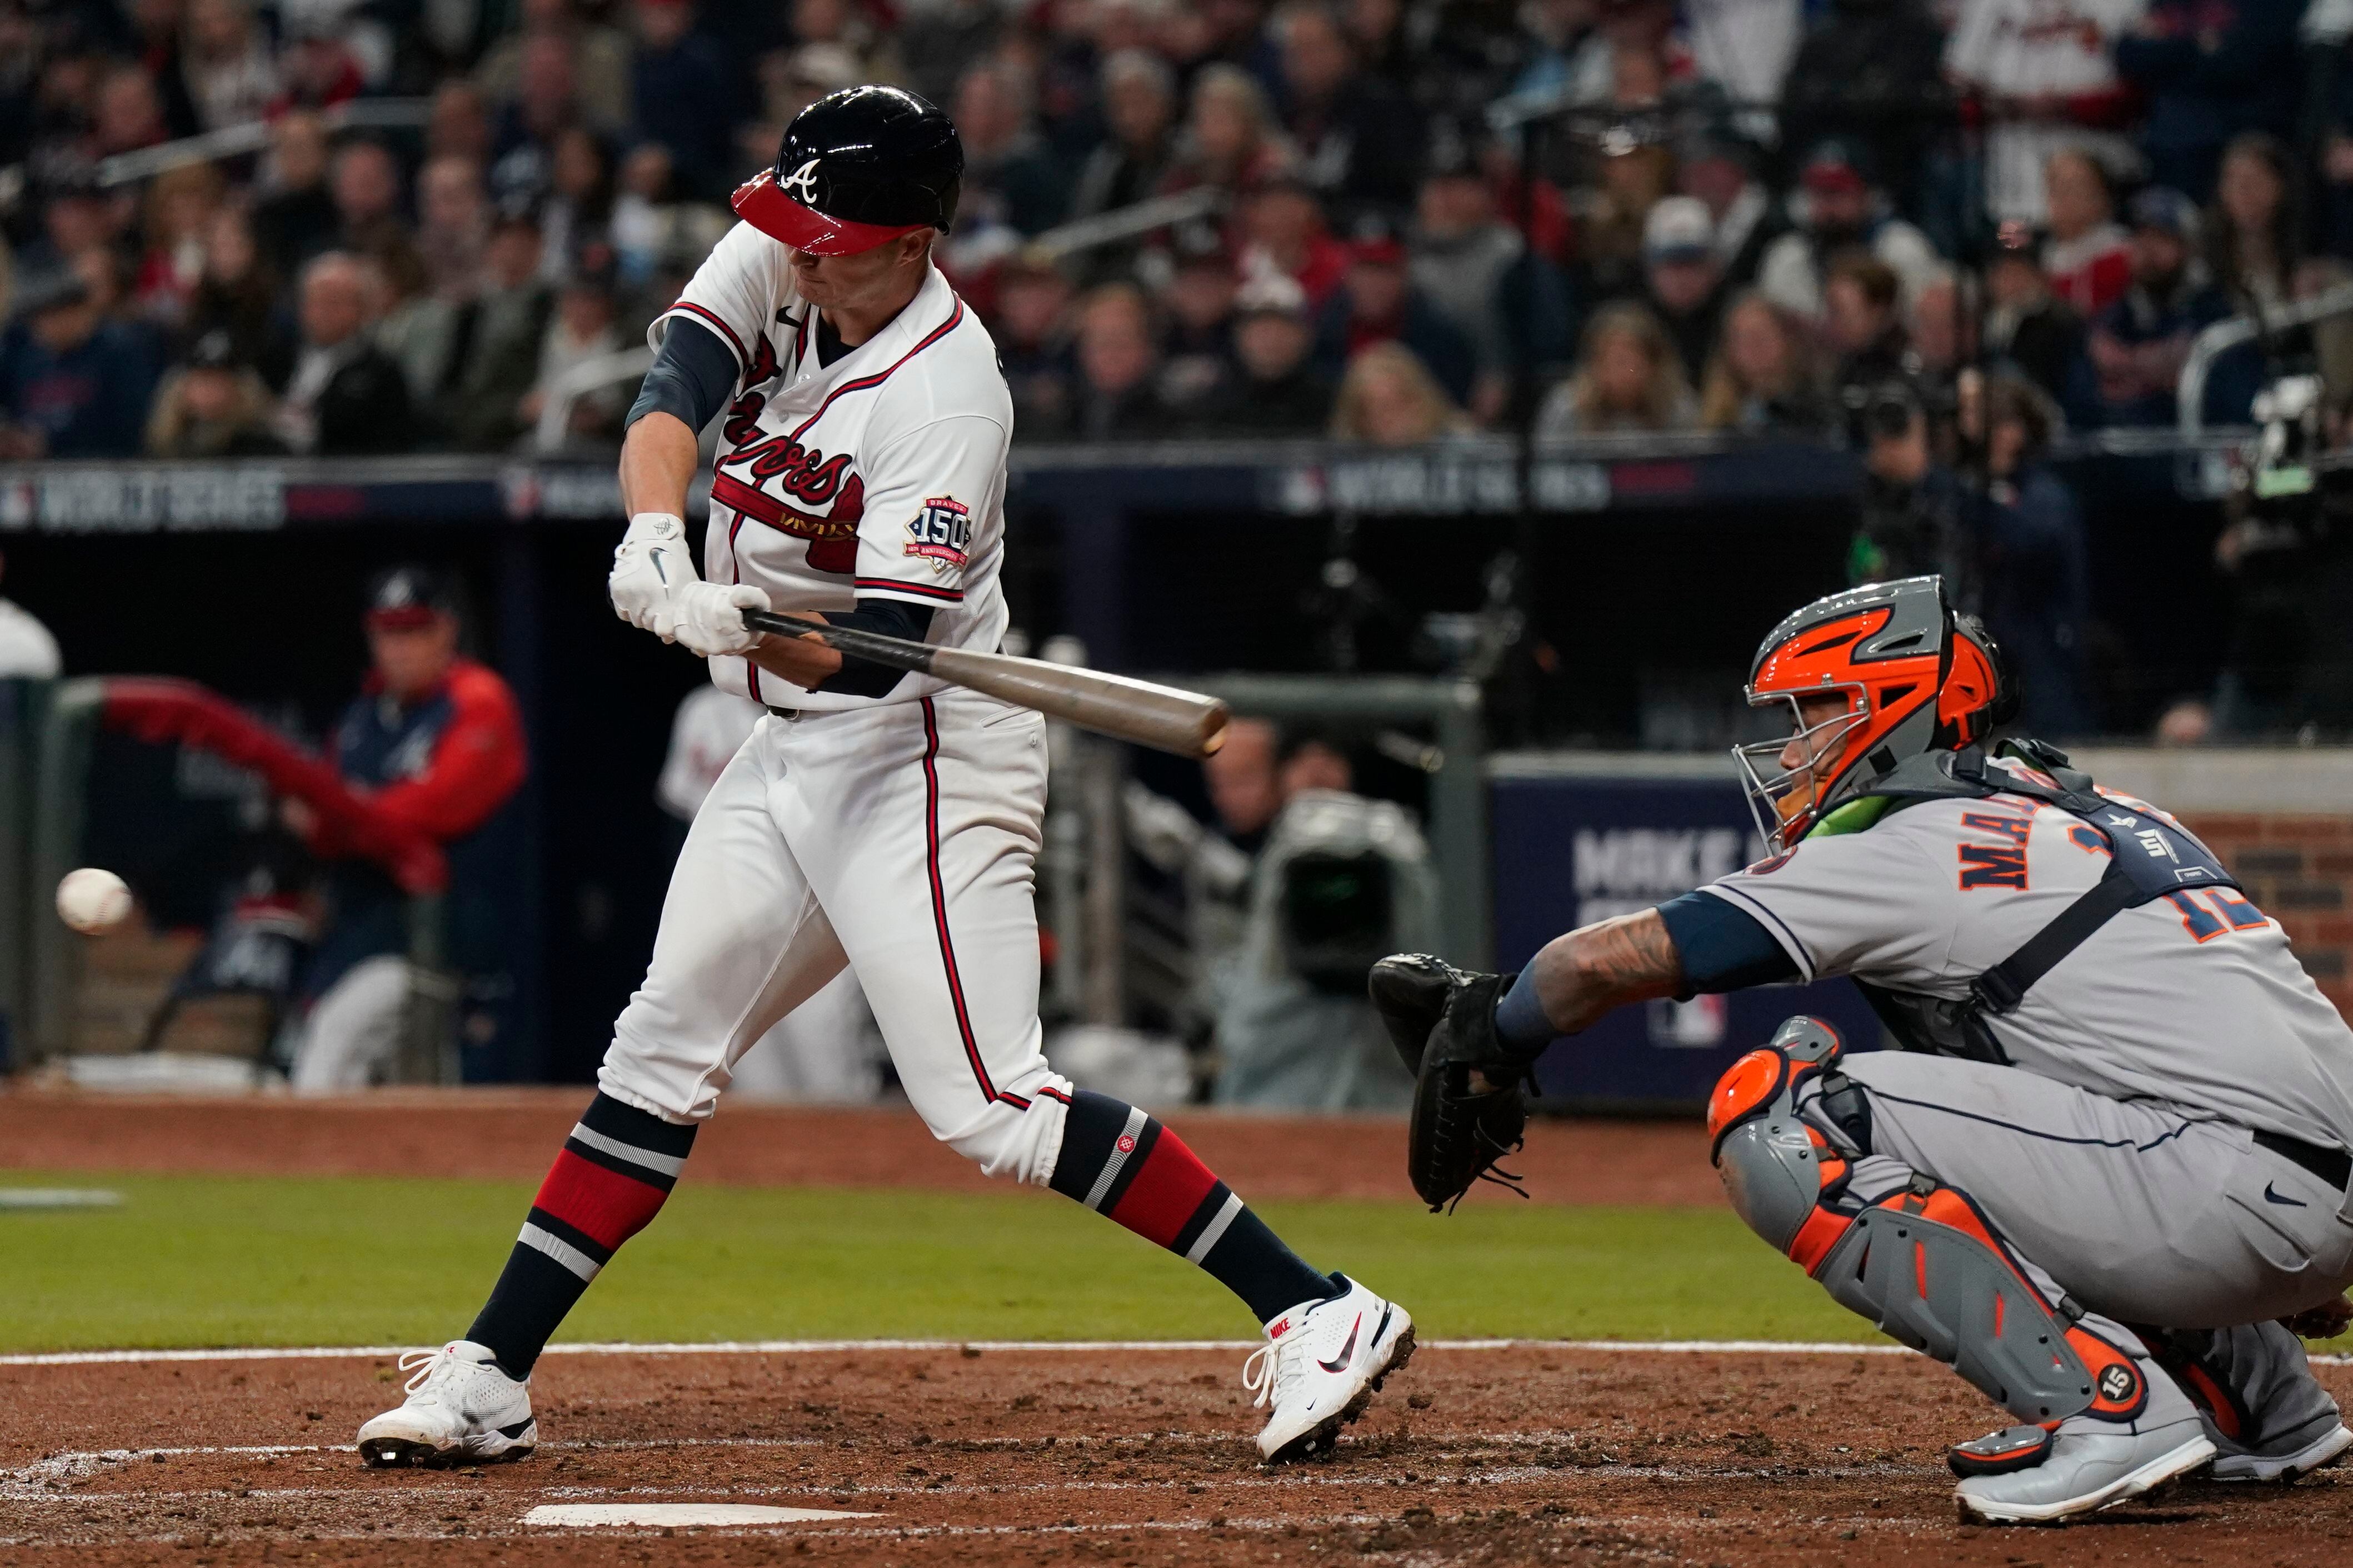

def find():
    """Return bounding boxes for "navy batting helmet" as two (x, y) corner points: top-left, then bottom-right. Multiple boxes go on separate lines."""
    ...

(732, 86), (962, 256)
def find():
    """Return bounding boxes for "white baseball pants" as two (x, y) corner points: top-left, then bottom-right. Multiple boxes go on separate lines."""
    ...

(598, 688), (1073, 1183)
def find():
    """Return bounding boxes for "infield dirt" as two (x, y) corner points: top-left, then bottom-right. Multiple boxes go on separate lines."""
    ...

(5, 1091), (2352, 1565)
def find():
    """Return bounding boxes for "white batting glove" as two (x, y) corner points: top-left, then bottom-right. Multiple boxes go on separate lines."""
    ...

(610, 512), (697, 641)
(673, 582), (771, 658)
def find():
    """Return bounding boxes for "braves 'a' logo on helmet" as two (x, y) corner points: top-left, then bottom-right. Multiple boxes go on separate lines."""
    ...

(780, 158), (822, 201)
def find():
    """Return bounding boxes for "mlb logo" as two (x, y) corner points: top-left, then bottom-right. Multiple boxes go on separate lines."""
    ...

(905, 496), (971, 572)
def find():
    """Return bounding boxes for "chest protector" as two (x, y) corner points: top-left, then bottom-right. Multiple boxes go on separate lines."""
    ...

(1835, 739), (2239, 1064)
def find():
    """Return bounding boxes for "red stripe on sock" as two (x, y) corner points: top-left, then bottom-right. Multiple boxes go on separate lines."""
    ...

(533, 1149), (670, 1251)
(1107, 1129), (1221, 1249)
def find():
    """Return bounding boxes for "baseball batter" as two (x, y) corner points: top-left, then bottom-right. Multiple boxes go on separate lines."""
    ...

(1377, 576), (2353, 1524)
(357, 86), (1411, 1468)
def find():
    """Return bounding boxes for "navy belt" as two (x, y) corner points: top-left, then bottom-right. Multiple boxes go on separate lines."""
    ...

(2255, 1129), (2352, 1191)
(765, 705), (802, 722)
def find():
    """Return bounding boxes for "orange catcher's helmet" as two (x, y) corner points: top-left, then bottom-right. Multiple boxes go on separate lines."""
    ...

(1733, 576), (2009, 854)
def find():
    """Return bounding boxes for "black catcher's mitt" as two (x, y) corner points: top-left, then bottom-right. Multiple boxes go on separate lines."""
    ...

(1368, 954), (1532, 1212)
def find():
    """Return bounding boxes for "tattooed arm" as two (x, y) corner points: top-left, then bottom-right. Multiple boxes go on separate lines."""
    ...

(1520, 909), (1687, 1036)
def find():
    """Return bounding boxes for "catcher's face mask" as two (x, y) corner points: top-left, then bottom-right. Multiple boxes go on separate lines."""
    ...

(1734, 688), (1867, 854)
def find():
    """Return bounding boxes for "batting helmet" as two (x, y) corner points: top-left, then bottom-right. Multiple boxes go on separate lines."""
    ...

(732, 86), (962, 257)
(1732, 575), (2011, 854)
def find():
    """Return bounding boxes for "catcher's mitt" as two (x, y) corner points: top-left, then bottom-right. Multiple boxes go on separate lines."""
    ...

(1368, 953), (1532, 1212)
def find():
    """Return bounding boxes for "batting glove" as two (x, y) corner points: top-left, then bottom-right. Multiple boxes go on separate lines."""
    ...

(610, 512), (697, 640)
(673, 582), (771, 658)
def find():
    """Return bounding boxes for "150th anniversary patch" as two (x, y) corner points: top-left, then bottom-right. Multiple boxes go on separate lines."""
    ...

(906, 496), (972, 573)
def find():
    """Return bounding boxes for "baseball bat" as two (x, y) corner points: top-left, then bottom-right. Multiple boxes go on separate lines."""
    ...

(740, 608), (1230, 759)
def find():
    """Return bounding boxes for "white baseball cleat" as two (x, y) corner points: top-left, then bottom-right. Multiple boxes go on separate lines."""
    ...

(356, 1341), (537, 1469)
(2209, 1416), (2353, 1483)
(1243, 1274), (1415, 1462)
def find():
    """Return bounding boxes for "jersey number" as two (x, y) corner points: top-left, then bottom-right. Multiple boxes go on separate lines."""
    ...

(2162, 886), (2270, 944)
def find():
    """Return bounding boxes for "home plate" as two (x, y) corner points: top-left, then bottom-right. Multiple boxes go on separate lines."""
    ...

(523, 1504), (881, 1527)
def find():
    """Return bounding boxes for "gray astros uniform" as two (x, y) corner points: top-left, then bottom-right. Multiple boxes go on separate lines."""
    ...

(1700, 775), (2353, 1375)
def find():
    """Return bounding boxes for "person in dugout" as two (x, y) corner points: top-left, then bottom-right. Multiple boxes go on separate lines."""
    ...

(283, 566), (528, 1090)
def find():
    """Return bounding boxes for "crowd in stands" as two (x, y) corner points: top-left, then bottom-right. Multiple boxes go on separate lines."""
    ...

(0, 0), (2345, 462)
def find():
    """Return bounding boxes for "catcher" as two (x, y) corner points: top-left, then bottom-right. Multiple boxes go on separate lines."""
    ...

(1375, 576), (2353, 1525)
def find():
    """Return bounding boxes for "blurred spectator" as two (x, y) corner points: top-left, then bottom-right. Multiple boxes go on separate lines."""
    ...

(630, 0), (733, 186)
(1984, 223), (2099, 427)
(273, 251), (414, 455)
(1330, 339), (1470, 444)
(1192, 271), (1332, 436)
(787, 0), (904, 87)
(331, 138), (406, 248)
(1272, 0), (1421, 214)
(609, 143), (730, 296)
(447, 213), (554, 451)
(183, 204), (293, 390)
(898, 0), (1011, 108)
(1203, 715), (1286, 850)
(2089, 187), (2234, 425)
(0, 551), (60, 678)
(2116, 0), (2302, 201)
(2209, 131), (2299, 314)
(1677, 119), (1780, 289)
(144, 327), (289, 457)
(417, 156), (492, 305)
(252, 112), (339, 282)
(1965, 372), (2091, 734)
(91, 63), (169, 160)
(26, 171), (127, 281)
(0, 265), (159, 458)
(1641, 196), (1725, 385)
(181, 0), (279, 132)
(370, 234), (461, 413)
(1755, 142), (1939, 327)
(521, 263), (627, 448)
(478, 0), (634, 136)
(428, 79), (496, 165)
(1158, 239), (1241, 410)
(995, 255), (1077, 434)
(1071, 51), (1180, 228)
(1780, 0), (1951, 216)
(1851, 380), (1965, 587)
(1239, 179), (1348, 307)
(2043, 148), (2132, 317)
(1681, 0), (1803, 123)
(1907, 266), (1974, 383)
(1573, 135), (1675, 304)
(132, 163), (224, 328)
(1342, 0), (1416, 90)
(288, 567), (528, 1091)
(1411, 145), (1576, 423)
(1164, 63), (1293, 201)
(1312, 232), (1477, 408)
(274, 14), (368, 111)
(1536, 300), (1697, 437)
(1698, 289), (1833, 435)
(1822, 251), (1910, 409)
(539, 126), (616, 282)
(1942, 0), (2140, 226)
(1062, 283), (1183, 440)
(489, 31), (592, 211)
(955, 61), (1070, 239)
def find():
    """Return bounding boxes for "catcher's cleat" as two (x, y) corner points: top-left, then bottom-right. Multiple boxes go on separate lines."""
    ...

(1244, 1274), (1415, 1462)
(2208, 1415), (2353, 1484)
(1952, 1360), (2212, 1525)
(356, 1340), (537, 1469)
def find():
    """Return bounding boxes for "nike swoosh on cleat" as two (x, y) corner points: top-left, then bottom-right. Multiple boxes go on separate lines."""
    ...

(2265, 1183), (2309, 1208)
(1316, 1314), (1363, 1374)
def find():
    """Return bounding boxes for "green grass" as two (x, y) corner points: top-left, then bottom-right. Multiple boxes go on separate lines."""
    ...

(0, 1171), (1884, 1353)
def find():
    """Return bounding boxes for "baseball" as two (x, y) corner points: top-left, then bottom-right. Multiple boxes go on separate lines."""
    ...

(56, 868), (133, 935)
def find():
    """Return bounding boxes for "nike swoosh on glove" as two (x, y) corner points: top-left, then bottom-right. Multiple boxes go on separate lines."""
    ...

(673, 582), (771, 658)
(610, 512), (697, 640)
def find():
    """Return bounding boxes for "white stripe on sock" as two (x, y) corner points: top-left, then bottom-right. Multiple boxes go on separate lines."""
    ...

(518, 1223), (603, 1283)
(1083, 1106), (1151, 1211)
(567, 1123), (687, 1179)
(1183, 1193), (1244, 1264)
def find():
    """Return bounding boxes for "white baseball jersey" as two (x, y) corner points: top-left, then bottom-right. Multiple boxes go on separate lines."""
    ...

(1944, 0), (2145, 220)
(1699, 788), (2353, 1150)
(650, 222), (1012, 711)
